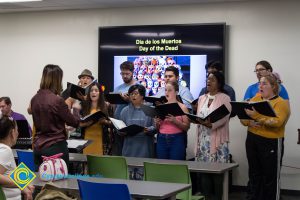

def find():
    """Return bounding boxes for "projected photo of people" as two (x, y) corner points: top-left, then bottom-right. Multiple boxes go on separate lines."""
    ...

(114, 55), (207, 97)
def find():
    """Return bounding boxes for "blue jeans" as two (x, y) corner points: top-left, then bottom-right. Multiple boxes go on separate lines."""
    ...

(156, 133), (186, 160)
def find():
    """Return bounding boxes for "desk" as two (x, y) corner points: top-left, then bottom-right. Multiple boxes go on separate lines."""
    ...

(65, 155), (238, 200)
(32, 177), (190, 200)
(127, 157), (238, 200)
(14, 150), (238, 200)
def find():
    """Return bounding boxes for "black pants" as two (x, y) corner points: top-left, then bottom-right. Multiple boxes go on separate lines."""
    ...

(34, 140), (69, 172)
(246, 132), (283, 200)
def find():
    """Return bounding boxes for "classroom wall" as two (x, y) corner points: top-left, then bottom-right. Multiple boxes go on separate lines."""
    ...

(1, 0), (299, 190)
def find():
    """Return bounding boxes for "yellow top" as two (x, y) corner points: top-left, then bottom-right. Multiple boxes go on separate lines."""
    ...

(83, 108), (103, 155)
(241, 95), (290, 138)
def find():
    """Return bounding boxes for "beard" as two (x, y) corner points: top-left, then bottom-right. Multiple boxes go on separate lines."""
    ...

(123, 76), (133, 84)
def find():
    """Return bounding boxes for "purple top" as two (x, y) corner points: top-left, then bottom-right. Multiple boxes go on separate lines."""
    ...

(31, 89), (80, 151)
(11, 111), (32, 136)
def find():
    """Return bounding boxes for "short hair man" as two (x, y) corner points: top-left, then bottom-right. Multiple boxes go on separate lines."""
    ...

(0, 96), (32, 136)
(155, 66), (194, 110)
(199, 60), (236, 101)
(244, 60), (289, 101)
(112, 61), (137, 155)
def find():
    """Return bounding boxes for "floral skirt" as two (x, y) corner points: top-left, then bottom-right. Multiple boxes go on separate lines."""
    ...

(195, 131), (229, 163)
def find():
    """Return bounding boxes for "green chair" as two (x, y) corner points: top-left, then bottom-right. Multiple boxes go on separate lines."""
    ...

(87, 155), (129, 179)
(143, 162), (204, 200)
(0, 186), (6, 200)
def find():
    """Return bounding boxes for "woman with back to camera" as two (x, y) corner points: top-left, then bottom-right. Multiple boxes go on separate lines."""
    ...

(154, 81), (190, 160)
(81, 82), (112, 155)
(0, 113), (34, 200)
(241, 74), (290, 200)
(31, 64), (83, 169)
(193, 71), (231, 200)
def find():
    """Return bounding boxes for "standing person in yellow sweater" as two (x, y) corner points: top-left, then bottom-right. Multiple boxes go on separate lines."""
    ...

(81, 82), (111, 155)
(240, 74), (290, 200)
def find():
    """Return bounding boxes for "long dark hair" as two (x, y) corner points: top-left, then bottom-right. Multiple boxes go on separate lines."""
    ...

(81, 82), (108, 117)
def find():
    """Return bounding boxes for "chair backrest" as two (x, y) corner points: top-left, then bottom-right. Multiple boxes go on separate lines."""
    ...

(0, 186), (6, 200)
(16, 150), (35, 172)
(87, 155), (128, 179)
(77, 179), (131, 200)
(143, 162), (192, 200)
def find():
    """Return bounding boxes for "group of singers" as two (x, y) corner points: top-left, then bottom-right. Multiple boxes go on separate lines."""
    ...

(0, 59), (290, 200)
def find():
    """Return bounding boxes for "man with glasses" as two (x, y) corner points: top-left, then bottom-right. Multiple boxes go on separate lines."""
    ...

(244, 60), (289, 101)
(112, 61), (137, 155)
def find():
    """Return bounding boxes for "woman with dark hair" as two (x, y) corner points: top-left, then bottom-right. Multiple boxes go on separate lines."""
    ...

(31, 64), (81, 169)
(81, 82), (111, 155)
(119, 84), (156, 158)
(0, 114), (34, 200)
(241, 74), (290, 200)
(194, 71), (231, 200)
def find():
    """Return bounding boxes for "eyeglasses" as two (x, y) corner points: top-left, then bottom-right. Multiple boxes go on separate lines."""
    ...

(129, 92), (140, 96)
(254, 68), (267, 73)
(120, 72), (132, 77)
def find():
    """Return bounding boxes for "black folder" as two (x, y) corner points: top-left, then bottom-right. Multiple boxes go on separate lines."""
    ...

(230, 101), (277, 120)
(62, 79), (97, 101)
(144, 95), (183, 104)
(80, 110), (107, 124)
(109, 117), (144, 136)
(181, 97), (198, 105)
(105, 93), (128, 104)
(141, 103), (185, 119)
(185, 104), (230, 123)
(68, 83), (87, 100)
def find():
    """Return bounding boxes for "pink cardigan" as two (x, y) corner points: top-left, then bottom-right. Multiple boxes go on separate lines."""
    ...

(195, 92), (231, 155)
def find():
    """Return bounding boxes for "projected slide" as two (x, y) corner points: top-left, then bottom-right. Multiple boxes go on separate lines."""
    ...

(114, 55), (207, 98)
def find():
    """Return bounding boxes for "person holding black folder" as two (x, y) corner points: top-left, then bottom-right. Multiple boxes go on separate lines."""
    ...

(119, 85), (156, 179)
(194, 71), (231, 200)
(240, 74), (290, 200)
(154, 66), (194, 110)
(81, 82), (111, 156)
(30, 65), (87, 170)
(65, 69), (95, 108)
(154, 81), (190, 160)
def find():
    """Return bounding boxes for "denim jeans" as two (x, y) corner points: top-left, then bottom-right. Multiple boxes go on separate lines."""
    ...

(156, 133), (186, 160)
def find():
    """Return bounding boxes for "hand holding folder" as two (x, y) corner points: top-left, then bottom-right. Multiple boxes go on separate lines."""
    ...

(145, 95), (183, 105)
(109, 117), (144, 136)
(105, 93), (129, 104)
(141, 103), (185, 119)
(181, 97), (198, 105)
(230, 101), (276, 119)
(62, 79), (97, 101)
(185, 104), (230, 124)
(80, 110), (107, 124)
